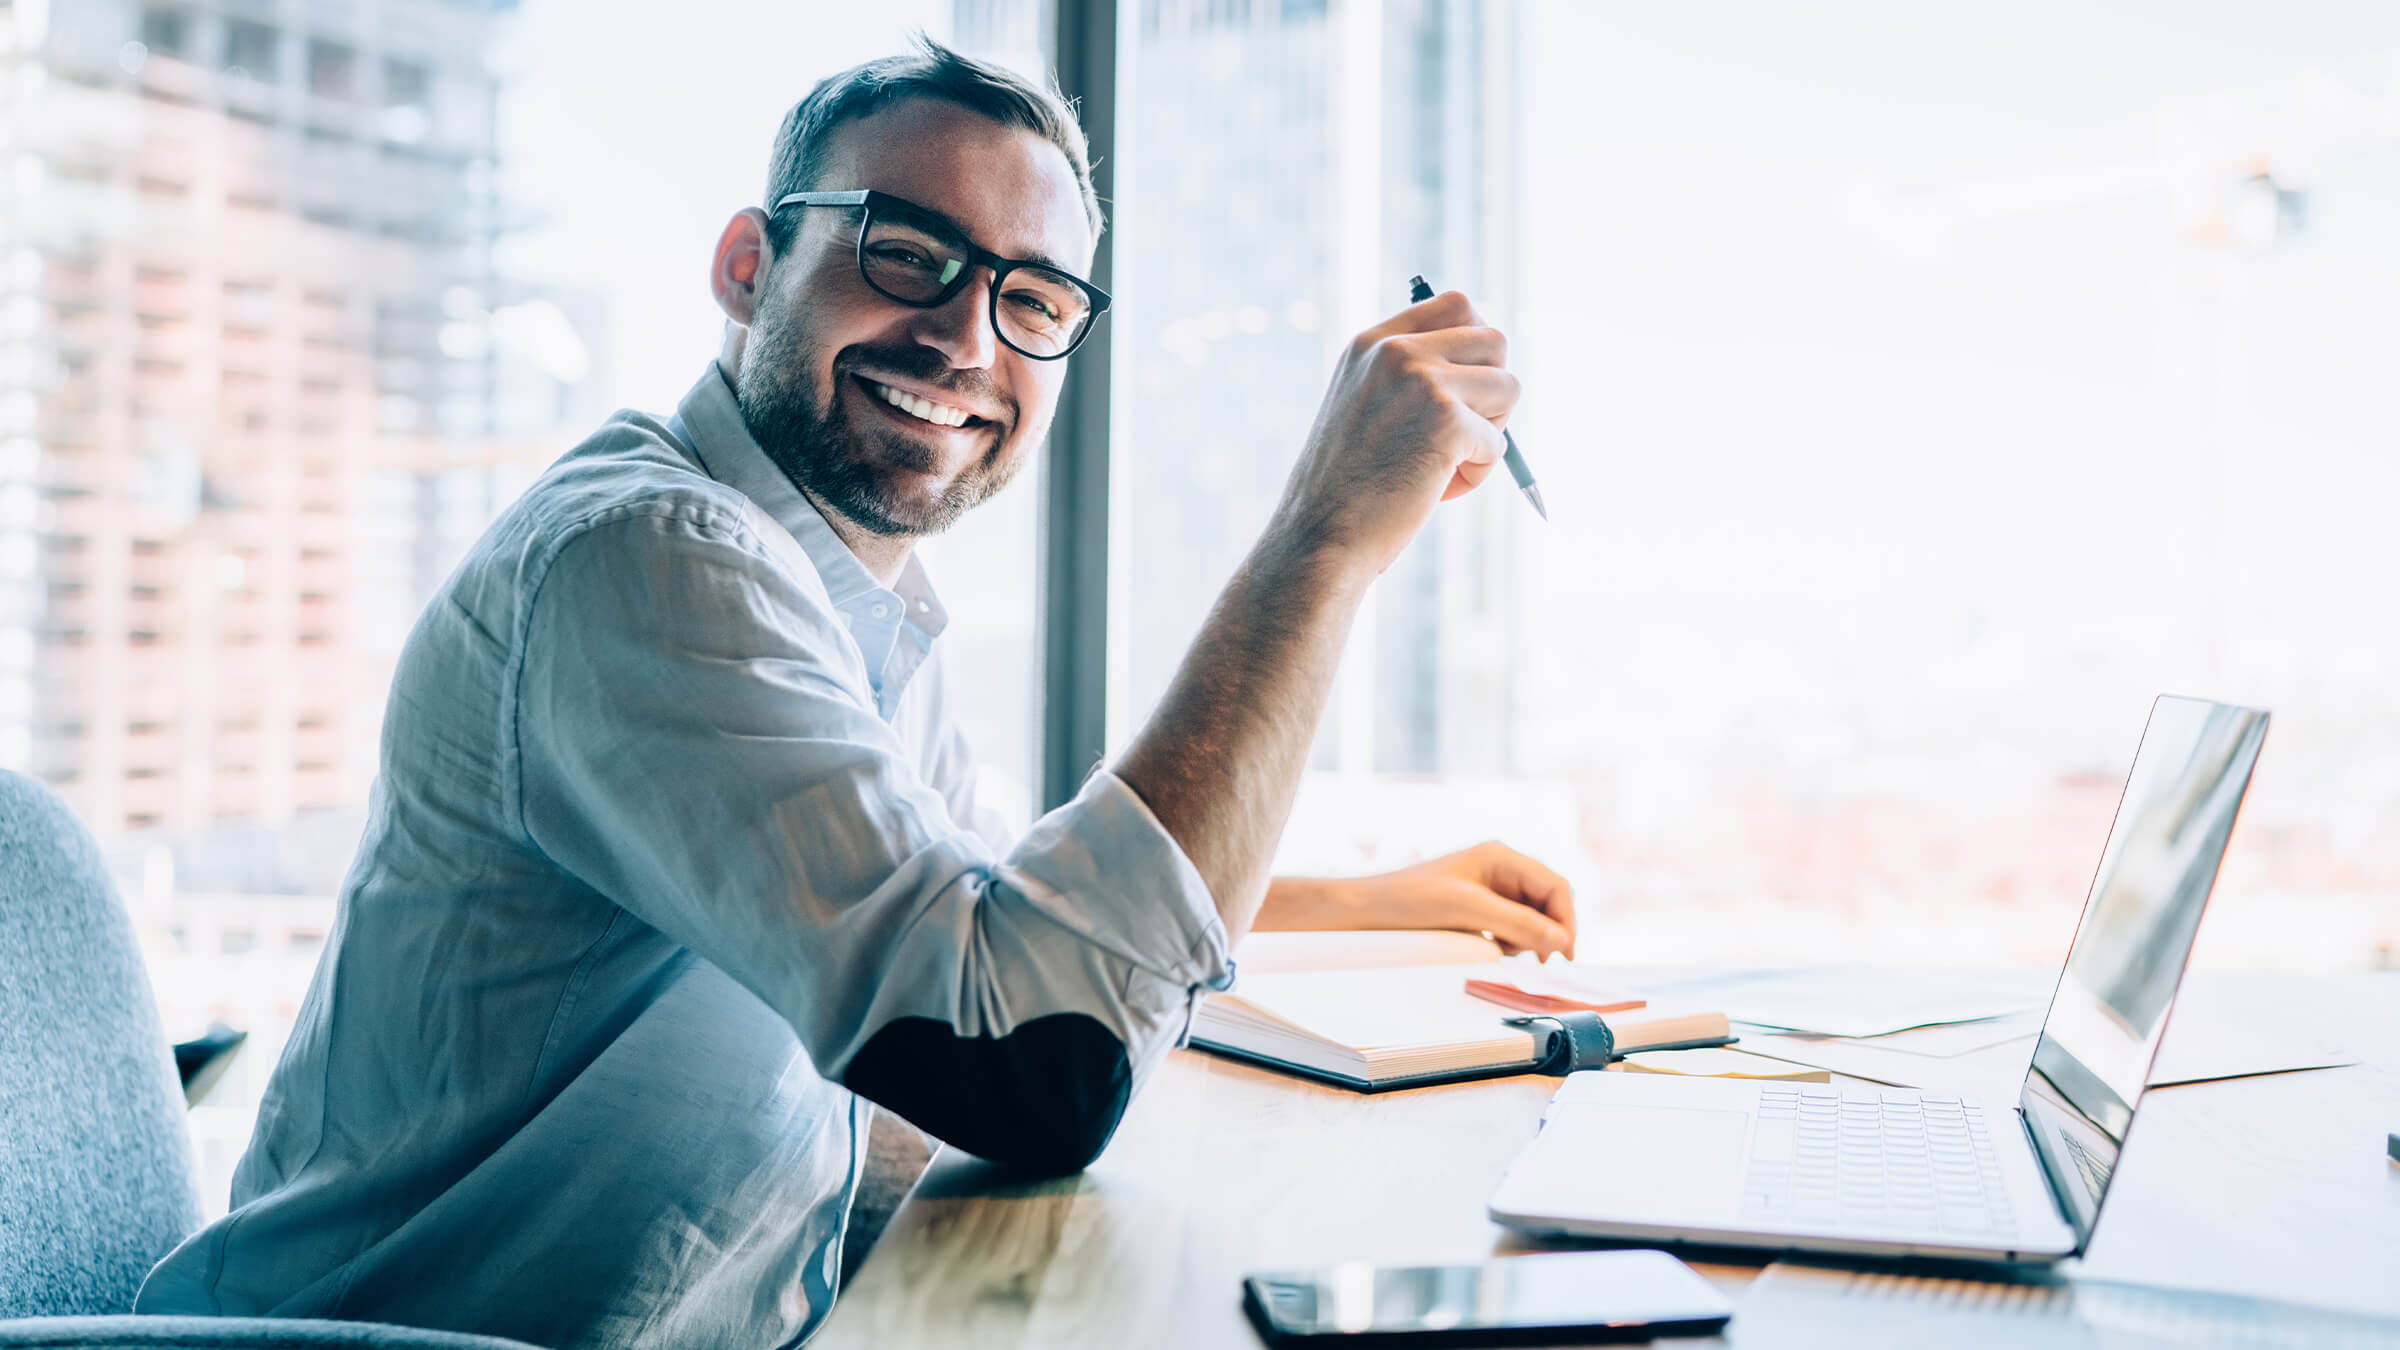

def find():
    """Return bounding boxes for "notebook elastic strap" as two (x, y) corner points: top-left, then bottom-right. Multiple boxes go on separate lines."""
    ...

(1505, 1011), (1618, 1075)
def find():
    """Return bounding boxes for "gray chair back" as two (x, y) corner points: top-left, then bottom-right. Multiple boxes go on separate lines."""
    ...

(0, 770), (202, 1316)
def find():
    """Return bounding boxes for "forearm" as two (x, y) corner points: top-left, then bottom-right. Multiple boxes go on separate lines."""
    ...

(1118, 287), (1514, 944)
(1114, 529), (1370, 939)
(1253, 875), (1353, 930)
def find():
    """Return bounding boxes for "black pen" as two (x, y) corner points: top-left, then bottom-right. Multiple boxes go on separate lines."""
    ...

(1409, 274), (1545, 520)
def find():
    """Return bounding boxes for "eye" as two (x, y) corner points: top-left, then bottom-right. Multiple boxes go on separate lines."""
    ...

(867, 241), (938, 272)
(1004, 289), (1063, 323)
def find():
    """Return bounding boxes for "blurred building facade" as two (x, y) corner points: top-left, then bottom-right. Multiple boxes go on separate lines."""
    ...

(1114, 0), (1529, 779)
(4, 0), (599, 1210)
(0, 0), (598, 886)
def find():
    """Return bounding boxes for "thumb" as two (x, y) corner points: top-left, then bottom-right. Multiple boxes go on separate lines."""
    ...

(1442, 457), (1498, 502)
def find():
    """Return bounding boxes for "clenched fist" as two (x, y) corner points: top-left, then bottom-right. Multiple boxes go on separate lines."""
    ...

(1269, 290), (1519, 576)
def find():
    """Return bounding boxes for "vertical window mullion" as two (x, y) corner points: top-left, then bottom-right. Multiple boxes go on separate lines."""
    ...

(1038, 0), (1118, 812)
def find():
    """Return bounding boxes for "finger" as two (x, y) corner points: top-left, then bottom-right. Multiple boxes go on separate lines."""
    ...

(1473, 842), (1578, 957)
(1439, 364), (1521, 425)
(1442, 410), (1506, 474)
(1352, 298), (1484, 353)
(1425, 418), (1503, 505)
(1441, 457), (1497, 501)
(1443, 882), (1574, 960)
(1389, 325), (1509, 369)
(1387, 288), (1485, 335)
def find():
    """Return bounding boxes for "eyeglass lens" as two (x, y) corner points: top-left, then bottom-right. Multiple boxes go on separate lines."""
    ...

(859, 212), (1093, 357)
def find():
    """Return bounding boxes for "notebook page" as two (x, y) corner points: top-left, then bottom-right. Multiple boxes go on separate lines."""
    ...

(1221, 964), (1541, 1053)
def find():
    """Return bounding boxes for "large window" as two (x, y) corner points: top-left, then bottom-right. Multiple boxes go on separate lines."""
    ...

(8, 0), (2392, 1219)
(1112, 0), (2400, 971)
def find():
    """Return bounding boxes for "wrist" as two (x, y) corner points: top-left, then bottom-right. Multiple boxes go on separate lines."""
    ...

(1305, 875), (1368, 924)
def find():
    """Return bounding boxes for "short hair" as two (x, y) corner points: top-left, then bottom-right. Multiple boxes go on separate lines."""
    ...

(762, 36), (1103, 255)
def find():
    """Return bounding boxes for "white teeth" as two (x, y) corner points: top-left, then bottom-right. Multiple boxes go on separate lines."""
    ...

(871, 380), (970, 428)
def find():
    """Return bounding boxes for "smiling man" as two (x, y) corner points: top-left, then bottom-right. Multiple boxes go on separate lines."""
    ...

(137, 40), (1568, 1350)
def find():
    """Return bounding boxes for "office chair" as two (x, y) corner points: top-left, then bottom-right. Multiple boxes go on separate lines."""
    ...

(0, 770), (543, 1349)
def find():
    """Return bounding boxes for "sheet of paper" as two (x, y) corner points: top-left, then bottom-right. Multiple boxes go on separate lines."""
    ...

(1735, 1031), (2033, 1097)
(1614, 1046), (1830, 1082)
(1742, 998), (2357, 1093)
(1230, 929), (1502, 975)
(1805, 1010), (2046, 1060)
(1649, 966), (2052, 1038)
(2147, 993), (2356, 1087)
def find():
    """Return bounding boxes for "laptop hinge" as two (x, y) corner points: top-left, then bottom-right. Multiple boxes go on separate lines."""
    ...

(2017, 1105), (2084, 1255)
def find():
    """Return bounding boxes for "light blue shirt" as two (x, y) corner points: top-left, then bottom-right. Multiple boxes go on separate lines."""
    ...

(138, 367), (1235, 1349)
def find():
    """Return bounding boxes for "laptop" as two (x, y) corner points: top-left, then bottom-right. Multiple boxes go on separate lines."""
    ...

(1488, 694), (2271, 1263)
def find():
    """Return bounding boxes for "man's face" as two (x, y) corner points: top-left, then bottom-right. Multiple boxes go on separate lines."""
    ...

(736, 98), (1094, 538)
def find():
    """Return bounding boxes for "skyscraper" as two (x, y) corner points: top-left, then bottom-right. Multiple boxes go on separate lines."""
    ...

(0, 0), (596, 880)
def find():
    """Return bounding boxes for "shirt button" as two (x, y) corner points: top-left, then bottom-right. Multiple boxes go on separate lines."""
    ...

(870, 602), (892, 619)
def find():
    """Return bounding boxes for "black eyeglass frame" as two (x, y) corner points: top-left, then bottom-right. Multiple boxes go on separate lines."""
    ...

(769, 188), (1112, 361)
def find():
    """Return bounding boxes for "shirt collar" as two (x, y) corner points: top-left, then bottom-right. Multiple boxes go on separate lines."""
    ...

(669, 365), (950, 715)
(674, 366), (864, 601)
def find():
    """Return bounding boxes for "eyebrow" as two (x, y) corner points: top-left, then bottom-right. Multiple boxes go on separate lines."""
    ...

(876, 192), (1075, 275)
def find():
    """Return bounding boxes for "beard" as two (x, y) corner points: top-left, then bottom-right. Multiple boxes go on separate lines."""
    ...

(734, 310), (1025, 539)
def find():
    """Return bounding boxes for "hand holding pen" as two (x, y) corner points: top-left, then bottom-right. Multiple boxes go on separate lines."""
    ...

(1272, 287), (1520, 575)
(1409, 275), (1545, 520)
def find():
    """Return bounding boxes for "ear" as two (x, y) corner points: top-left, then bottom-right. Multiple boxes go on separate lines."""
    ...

(710, 208), (773, 328)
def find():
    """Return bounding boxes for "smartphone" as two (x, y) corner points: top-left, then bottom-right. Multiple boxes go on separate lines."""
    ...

(1241, 1249), (1733, 1347)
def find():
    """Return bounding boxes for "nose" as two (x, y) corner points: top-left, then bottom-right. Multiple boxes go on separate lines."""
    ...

(906, 267), (1000, 371)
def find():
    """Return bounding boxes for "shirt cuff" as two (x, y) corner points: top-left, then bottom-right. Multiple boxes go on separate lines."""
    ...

(1000, 769), (1237, 1001)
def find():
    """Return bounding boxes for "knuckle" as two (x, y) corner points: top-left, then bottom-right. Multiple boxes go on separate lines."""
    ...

(1363, 334), (1410, 376)
(1377, 348), (1443, 399)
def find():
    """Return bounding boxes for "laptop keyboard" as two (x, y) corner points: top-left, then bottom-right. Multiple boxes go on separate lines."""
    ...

(1740, 1086), (2016, 1238)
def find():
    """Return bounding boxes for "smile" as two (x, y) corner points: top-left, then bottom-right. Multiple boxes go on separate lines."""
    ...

(860, 378), (979, 430)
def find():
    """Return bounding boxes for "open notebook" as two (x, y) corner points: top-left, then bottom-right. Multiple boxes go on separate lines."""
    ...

(1192, 960), (1732, 1092)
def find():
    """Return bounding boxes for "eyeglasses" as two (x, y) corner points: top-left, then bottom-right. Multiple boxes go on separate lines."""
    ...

(769, 188), (1111, 361)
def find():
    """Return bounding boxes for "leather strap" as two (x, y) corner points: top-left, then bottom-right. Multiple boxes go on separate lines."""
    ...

(1506, 1011), (1617, 1075)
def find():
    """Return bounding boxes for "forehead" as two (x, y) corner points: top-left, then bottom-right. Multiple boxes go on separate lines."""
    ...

(812, 97), (1094, 270)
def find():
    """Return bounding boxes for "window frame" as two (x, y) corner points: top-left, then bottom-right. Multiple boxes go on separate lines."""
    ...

(1035, 0), (1118, 812)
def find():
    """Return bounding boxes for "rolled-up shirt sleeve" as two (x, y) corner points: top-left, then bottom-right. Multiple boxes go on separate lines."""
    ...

(510, 502), (1232, 1172)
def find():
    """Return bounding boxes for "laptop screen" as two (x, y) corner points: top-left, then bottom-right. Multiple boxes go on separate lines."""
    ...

(2018, 695), (2269, 1247)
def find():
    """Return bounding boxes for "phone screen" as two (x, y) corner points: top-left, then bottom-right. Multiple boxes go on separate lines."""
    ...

(1243, 1250), (1732, 1343)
